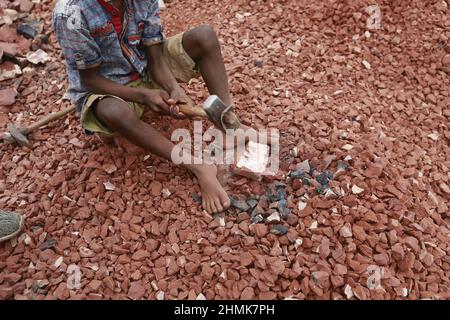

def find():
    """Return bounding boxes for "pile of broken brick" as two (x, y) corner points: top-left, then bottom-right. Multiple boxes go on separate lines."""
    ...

(1, 0), (51, 110)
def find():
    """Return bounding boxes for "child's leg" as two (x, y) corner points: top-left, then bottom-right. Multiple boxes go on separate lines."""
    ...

(182, 25), (269, 145)
(93, 97), (230, 214)
(181, 25), (232, 106)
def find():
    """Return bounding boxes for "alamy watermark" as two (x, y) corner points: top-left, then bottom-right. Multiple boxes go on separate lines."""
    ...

(366, 265), (384, 290)
(366, 5), (381, 30)
(66, 264), (81, 290)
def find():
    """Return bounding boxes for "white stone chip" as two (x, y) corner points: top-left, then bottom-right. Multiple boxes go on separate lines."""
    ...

(351, 185), (364, 194)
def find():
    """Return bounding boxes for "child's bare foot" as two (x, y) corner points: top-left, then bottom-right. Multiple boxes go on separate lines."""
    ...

(238, 124), (279, 146)
(95, 132), (115, 145)
(211, 124), (278, 150)
(94, 133), (145, 155)
(192, 164), (231, 214)
(113, 134), (145, 155)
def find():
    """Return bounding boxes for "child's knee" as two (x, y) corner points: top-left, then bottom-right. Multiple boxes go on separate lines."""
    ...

(193, 25), (219, 52)
(94, 98), (138, 130)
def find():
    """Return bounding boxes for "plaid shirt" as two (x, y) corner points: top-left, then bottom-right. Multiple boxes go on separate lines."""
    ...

(52, 0), (165, 111)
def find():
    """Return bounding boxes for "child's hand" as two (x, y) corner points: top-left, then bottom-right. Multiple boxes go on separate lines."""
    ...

(139, 89), (183, 117)
(169, 86), (195, 110)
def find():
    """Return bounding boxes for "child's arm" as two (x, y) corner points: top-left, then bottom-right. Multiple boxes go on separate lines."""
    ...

(52, 8), (176, 116)
(79, 67), (174, 115)
(145, 44), (194, 107)
(141, 0), (195, 109)
(145, 43), (179, 94)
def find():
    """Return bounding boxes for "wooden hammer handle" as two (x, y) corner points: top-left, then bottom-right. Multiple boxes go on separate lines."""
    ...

(23, 105), (76, 134)
(178, 104), (207, 118)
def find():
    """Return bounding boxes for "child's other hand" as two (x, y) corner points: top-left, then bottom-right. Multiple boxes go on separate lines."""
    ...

(169, 86), (195, 111)
(140, 89), (183, 118)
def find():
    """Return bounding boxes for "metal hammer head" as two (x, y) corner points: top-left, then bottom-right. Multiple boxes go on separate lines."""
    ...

(6, 125), (31, 147)
(203, 95), (241, 131)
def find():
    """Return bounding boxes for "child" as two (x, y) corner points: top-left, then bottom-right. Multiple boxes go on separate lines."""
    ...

(52, 0), (232, 213)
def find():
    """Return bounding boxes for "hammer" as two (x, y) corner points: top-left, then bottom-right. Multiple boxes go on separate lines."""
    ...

(1, 105), (76, 147)
(1, 95), (240, 147)
(179, 95), (241, 131)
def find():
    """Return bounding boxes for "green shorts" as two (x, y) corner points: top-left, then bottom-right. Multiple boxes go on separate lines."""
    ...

(80, 32), (199, 135)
